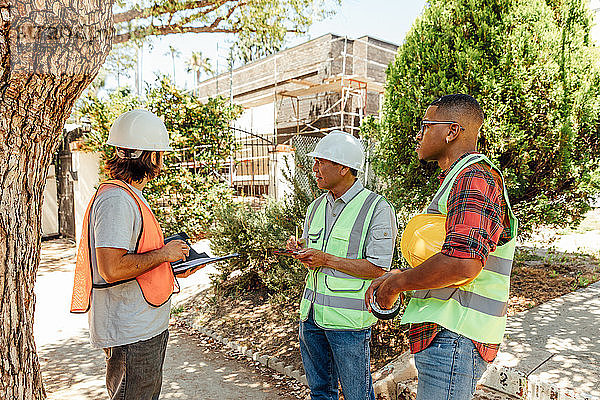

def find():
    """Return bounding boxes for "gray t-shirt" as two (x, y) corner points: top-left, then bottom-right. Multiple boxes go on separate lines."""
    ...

(88, 182), (170, 349)
(302, 180), (397, 270)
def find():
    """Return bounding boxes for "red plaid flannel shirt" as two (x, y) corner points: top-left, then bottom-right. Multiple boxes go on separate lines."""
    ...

(409, 152), (512, 363)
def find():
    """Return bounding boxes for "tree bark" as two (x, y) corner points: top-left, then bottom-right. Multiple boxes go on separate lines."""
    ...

(0, 0), (112, 397)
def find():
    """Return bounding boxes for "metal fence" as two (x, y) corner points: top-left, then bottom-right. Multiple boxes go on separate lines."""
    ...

(291, 134), (320, 194)
(292, 134), (378, 192)
(167, 128), (378, 205)
(229, 127), (275, 199)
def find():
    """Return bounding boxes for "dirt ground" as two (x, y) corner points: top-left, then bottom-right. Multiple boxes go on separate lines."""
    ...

(508, 248), (599, 315)
(179, 210), (600, 374)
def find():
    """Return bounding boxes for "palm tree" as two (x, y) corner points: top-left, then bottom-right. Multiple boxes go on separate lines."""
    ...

(186, 51), (213, 94)
(165, 45), (182, 85)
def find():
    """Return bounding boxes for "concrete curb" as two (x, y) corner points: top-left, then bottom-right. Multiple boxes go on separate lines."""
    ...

(190, 320), (309, 387)
(369, 352), (600, 400)
(478, 364), (600, 400)
(371, 351), (418, 399)
(189, 318), (599, 400)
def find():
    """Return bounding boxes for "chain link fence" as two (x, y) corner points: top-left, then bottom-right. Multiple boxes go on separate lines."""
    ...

(292, 134), (378, 193)
(166, 129), (379, 206)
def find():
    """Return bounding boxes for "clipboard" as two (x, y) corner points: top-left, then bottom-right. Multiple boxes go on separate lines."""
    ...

(165, 232), (239, 276)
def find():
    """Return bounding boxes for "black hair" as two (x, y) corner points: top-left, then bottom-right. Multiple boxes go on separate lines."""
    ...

(430, 94), (484, 124)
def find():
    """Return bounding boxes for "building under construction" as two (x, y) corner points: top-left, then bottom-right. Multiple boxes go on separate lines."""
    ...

(194, 33), (398, 199)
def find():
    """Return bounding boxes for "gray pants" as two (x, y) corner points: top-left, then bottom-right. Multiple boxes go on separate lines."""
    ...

(103, 329), (169, 400)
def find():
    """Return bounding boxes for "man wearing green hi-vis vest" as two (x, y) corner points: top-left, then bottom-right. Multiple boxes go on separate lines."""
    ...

(286, 130), (397, 400)
(365, 94), (518, 400)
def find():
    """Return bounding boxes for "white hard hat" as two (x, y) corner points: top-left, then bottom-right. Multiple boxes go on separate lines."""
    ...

(107, 109), (173, 152)
(307, 130), (365, 172)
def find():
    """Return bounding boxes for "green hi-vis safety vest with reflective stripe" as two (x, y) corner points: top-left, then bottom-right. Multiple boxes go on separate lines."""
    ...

(401, 153), (518, 344)
(299, 188), (382, 330)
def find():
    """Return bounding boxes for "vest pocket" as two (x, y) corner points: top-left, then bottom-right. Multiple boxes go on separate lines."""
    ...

(308, 228), (323, 245)
(324, 275), (365, 292)
(327, 231), (352, 258)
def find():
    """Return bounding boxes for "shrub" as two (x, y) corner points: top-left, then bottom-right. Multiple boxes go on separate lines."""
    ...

(77, 77), (242, 238)
(210, 199), (307, 300)
(365, 0), (600, 234)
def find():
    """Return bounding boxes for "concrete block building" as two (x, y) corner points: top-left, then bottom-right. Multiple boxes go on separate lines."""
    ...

(194, 33), (398, 199)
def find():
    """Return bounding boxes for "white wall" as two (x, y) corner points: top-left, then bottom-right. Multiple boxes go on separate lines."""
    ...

(72, 151), (100, 245)
(272, 145), (296, 200)
(590, 0), (600, 43)
(233, 102), (275, 135)
(41, 165), (59, 237)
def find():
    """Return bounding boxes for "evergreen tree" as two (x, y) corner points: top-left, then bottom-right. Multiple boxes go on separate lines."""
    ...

(366, 0), (600, 232)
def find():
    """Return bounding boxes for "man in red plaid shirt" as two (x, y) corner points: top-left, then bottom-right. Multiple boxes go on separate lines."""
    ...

(366, 94), (517, 400)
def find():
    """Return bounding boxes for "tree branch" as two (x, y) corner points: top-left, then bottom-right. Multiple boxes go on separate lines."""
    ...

(114, 22), (299, 44)
(114, 1), (254, 44)
(113, 0), (234, 25)
(114, 25), (238, 44)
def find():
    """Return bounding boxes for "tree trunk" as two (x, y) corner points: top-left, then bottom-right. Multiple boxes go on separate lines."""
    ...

(0, 0), (113, 398)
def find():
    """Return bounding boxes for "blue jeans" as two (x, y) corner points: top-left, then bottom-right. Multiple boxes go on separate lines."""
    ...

(103, 329), (169, 400)
(299, 309), (376, 400)
(414, 329), (488, 400)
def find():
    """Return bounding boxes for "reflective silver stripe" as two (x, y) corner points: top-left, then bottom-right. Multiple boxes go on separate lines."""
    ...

(303, 288), (368, 311)
(320, 267), (362, 280)
(412, 288), (507, 317)
(302, 286), (316, 302)
(426, 178), (451, 213)
(346, 191), (380, 259)
(484, 254), (513, 276)
(307, 194), (327, 227)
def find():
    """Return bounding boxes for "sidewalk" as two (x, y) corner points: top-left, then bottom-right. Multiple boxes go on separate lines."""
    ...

(373, 281), (600, 400)
(482, 280), (600, 399)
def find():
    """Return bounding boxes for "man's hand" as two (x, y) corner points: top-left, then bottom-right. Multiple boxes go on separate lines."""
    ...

(160, 239), (190, 263)
(294, 248), (328, 270)
(286, 235), (305, 251)
(365, 269), (404, 311)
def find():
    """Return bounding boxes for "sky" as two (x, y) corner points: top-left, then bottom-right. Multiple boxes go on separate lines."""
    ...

(106, 0), (429, 92)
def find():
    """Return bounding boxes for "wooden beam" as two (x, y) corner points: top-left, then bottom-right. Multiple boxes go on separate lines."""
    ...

(289, 78), (319, 87)
(278, 81), (343, 98)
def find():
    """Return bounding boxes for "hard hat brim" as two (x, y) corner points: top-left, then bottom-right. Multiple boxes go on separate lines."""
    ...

(108, 141), (174, 152)
(307, 151), (364, 172)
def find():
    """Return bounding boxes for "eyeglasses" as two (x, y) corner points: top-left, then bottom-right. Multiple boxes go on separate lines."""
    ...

(418, 120), (464, 136)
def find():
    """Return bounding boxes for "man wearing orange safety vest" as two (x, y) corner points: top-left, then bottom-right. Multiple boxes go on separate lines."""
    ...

(366, 94), (517, 400)
(71, 109), (196, 400)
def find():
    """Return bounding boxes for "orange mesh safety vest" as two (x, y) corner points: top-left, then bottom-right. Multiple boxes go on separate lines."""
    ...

(70, 180), (177, 313)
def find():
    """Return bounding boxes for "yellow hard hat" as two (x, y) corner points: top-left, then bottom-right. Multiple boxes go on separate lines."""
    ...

(401, 214), (447, 268)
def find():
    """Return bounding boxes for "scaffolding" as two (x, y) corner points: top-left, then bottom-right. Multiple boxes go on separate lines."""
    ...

(194, 35), (396, 201)
(273, 36), (386, 141)
(275, 74), (383, 139)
